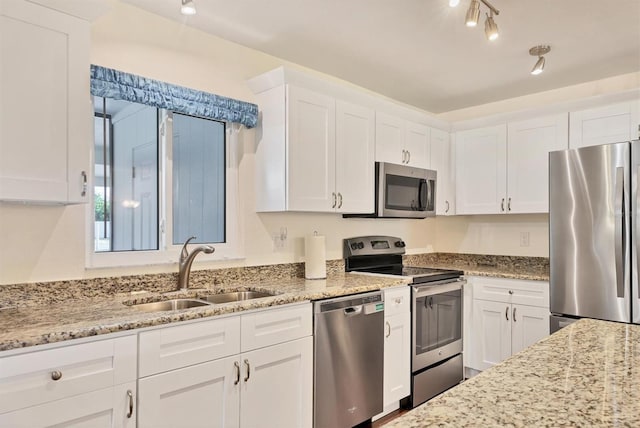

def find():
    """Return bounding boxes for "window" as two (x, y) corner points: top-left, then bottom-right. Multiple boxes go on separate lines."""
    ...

(91, 97), (232, 266)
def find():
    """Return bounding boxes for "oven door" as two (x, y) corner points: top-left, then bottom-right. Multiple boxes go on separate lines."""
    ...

(377, 162), (436, 218)
(412, 280), (464, 371)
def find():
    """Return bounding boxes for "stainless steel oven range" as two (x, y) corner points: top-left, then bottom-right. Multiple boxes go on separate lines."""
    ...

(344, 235), (465, 408)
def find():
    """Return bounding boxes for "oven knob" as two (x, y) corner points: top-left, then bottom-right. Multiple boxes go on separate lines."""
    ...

(357, 242), (365, 249)
(395, 240), (406, 248)
(350, 243), (358, 250)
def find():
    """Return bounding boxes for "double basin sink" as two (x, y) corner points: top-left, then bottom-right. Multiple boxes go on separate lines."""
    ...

(129, 291), (276, 313)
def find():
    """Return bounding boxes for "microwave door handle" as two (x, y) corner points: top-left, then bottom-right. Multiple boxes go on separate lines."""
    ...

(418, 179), (427, 210)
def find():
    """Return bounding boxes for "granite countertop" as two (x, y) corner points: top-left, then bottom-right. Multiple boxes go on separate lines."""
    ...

(387, 318), (640, 427)
(404, 253), (549, 281)
(0, 273), (408, 352)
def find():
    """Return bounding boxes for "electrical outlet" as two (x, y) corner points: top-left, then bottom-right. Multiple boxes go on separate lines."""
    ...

(520, 232), (530, 247)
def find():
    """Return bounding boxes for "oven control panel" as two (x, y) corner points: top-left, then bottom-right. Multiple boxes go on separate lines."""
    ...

(343, 236), (406, 257)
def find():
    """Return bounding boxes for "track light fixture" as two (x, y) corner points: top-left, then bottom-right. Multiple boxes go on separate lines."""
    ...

(465, 0), (480, 27)
(180, 0), (196, 15)
(455, 0), (500, 40)
(529, 45), (550, 75)
(484, 10), (499, 41)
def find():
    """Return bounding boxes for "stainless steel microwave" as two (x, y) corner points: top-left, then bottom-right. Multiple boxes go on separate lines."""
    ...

(346, 162), (436, 219)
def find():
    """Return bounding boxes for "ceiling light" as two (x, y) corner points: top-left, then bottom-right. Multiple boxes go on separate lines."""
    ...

(449, 0), (461, 7)
(180, 0), (196, 15)
(465, 0), (480, 27)
(484, 11), (499, 41)
(529, 45), (551, 75)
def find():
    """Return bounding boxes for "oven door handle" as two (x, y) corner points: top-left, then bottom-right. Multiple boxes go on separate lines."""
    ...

(414, 280), (465, 297)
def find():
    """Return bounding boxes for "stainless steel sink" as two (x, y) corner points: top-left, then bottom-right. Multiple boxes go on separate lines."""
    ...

(200, 291), (275, 304)
(131, 299), (211, 312)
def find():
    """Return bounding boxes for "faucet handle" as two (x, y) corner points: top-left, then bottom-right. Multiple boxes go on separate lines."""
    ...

(180, 236), (197, 260)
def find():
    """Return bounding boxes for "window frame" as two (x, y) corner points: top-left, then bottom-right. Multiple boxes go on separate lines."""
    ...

(86, 105), (244, 269)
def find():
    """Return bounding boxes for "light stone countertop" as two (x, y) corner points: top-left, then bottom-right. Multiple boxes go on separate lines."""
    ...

(0, 273), (408, 352)
(386, 318), (640, 427)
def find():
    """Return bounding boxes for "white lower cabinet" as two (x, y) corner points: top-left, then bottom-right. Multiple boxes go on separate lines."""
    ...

(469, 277), (549, 371)
(0, 382), (136, 428)
(240, 337), (312, 428)
(0, 335), (137, 427)
(376, 286), (410, 419)
(137, 303), (313, 428)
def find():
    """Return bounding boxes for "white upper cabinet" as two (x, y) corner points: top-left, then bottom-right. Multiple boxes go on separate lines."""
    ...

(253, 84), (374, 214)
(430, 128), (455, 215)
(455, 124), (507, 214)
(0, 0), (91, 204)
(375, 112), (429, 168)
(287, 85), (336, 212)
(456, 114), (568, 215)
(507, 114), (568, 213)
(569, 100), (640, 149)
(335, 100), (375, 213)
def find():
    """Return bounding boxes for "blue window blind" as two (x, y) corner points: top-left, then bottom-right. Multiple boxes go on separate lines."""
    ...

(90, 65), (258, 128)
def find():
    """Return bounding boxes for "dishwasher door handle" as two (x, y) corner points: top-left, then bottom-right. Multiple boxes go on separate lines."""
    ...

(343, 305), (363, 315)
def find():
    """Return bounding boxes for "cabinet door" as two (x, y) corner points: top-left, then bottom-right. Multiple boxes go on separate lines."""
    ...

(507, 114), (568, 213)
(430, 128), (455, 215)
(138, 356), (240, 428)
(240, 336), (312, 428)
(286, 85), (336, 211)
(511, 304), (549, 355)
(471, 299), (511, 371)
(0, 382), (136, 428)
(404, 121), (429, 168)
(375, 112), (405, 165)
(0, 335), (137, 414)
(383, 311), (411, 406)
(139, 316), (240, 377)
(335, 100), (375, 213)
(569, 100), (640, 149)
(455, 124), (507, 214)
(0, 0), (90, 203)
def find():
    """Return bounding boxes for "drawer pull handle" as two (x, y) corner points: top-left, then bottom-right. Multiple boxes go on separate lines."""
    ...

(244, 359), (250, 382)
(234, 361), (240, 385)
(386, 321), (391, 338)
(395, 297), (402, 304)
(51, 370), (62, 381)
(81, 171), (88, 197)
(126, 390), (134, 418)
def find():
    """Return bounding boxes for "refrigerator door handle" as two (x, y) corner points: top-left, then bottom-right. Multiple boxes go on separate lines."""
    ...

(615, 166), (626, 298)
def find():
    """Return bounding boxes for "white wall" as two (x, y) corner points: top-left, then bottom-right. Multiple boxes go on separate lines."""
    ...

(0, 1), (637, 283)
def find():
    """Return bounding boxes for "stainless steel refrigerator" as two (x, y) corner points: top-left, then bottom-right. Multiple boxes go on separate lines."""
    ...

(549, 140), (640, 332)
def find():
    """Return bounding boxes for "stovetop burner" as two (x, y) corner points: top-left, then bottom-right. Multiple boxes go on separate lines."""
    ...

(344, 236), (463, 284)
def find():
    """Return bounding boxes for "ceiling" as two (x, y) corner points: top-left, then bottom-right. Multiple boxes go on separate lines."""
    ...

(121, 0), (640, 113)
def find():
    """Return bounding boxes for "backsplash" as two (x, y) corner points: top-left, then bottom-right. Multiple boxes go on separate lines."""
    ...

(0, 259), (345, 309)
(404, 252), (549, 273)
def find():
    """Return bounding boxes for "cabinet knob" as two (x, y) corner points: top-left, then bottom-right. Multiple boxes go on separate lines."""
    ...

(51, 370), (62, 381)
(508, 290), (513, 295)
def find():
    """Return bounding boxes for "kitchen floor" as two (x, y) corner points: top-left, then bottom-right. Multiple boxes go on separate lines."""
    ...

(372, 409), (410, 427)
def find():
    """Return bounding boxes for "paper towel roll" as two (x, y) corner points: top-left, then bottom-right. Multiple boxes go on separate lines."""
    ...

(305, 233), (326, 280)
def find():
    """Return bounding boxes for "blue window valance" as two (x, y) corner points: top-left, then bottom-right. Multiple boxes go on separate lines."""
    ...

(90, 65), (258, 128)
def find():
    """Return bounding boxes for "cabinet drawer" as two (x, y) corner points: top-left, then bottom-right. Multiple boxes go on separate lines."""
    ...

(139, 316), (240, 377)
(384, 286), (410, 317)
(241, 303), (312, 352)
(0, 335), (136, 414)
(471, 276), (549, 307)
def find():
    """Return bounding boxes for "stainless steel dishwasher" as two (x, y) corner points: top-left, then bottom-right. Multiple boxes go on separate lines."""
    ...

(313, 291), (384, 428)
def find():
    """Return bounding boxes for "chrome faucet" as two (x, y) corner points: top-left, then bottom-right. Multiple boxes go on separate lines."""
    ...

(178, 236), (215, 291)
